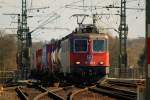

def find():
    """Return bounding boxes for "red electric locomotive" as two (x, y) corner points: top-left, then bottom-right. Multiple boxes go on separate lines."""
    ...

(55, 24), (110, 83)
(70, 31), (109, 82)
(31, 24), (109, 83)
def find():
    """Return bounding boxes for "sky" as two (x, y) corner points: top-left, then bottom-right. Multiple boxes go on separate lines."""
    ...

(0, 0), (145, 42)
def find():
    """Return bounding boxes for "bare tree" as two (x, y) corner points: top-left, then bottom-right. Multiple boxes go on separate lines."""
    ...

(0, 31), (17, 71)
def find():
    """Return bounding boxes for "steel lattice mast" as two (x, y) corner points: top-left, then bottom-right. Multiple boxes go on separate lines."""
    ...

(20, 0), (31, 79)
(118, 0), (128, 77)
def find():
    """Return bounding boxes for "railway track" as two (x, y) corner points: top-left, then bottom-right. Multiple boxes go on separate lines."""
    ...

(13, 81), (79, 100)
(34, 85), (78, 100)
(7, 79), (139, 100)
(23, 79), (134, 100)
(36, 85), (94, 100)
(107, 80), (137, 87)
(11, 83), (130, 100)
(37, 85), (65, 100)
(69, 87), (88, 100)
(104, 79), (139, 92)
(15, 84), (47, 100)
(13, 81), (62, 100)
(15, 84), (63, 100)
(34, 87), (64, 100)
(35, 84), (99, 100)
(15, 86), (28, 100)
(89, 84), (137, 100)
(68, 85), (116, 100)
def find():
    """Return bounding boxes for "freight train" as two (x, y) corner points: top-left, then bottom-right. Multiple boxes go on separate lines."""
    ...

(30, 24), (110, 84)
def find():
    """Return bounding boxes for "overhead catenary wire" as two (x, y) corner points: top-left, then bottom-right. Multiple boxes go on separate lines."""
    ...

(30, 14), (60, 34)
(0, 0), (145, 40)
(27, 0), (85, 35)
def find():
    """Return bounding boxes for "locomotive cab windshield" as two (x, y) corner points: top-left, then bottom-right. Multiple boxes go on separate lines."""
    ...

(74, 39), (88, 52)
(93, 39), (107, 52)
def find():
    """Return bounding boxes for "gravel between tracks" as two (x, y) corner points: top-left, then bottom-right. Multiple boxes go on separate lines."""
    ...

(0, 88), (19, 100)
(20, 87), (42, 100)
(73, 90), (117, 100)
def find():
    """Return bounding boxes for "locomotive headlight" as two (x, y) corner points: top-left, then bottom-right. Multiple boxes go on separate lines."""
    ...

(99, 61), (104, 65)
(76, 61), (80, 64)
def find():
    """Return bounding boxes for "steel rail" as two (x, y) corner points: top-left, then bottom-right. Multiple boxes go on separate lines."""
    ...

(34, 88), (63, 100)
(38, 86), (65, 100)
(69, 88), (88, 100)
(15, 86), (28, 100)
(69, 85), (96, 100)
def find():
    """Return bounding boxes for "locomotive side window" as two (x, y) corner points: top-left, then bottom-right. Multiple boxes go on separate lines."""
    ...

(74, 39), (87, 52)
(93, 40), (105, 52)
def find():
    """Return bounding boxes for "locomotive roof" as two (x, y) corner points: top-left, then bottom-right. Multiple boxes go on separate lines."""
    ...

(61, 33), (108, 41)
(71, 33), (109, 39)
